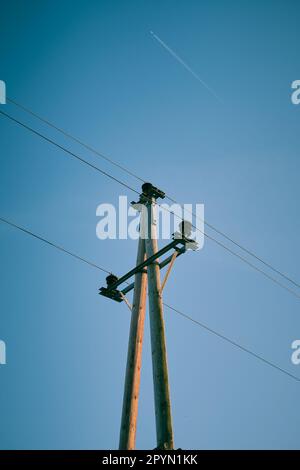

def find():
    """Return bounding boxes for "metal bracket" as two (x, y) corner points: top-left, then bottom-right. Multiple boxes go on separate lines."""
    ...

(99, 274), (124, 303)
(99, 235), (193, 303)
(99, 183), (198, 304)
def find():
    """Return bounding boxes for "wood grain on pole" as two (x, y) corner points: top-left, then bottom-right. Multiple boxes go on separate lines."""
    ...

(119, 232), (147, 450)
(145, 199), (174, 450)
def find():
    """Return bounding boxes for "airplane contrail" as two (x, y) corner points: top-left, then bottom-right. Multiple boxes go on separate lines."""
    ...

(150, 30), (222, 103)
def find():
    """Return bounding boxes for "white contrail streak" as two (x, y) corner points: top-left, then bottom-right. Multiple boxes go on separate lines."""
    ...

(150, 30), (222, 102)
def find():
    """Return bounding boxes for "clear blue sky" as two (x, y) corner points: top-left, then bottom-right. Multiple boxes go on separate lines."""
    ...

(0, 0), (300, 449)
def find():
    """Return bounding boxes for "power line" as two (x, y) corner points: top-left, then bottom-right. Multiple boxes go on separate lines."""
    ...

(7, 97), (145, 184)
(159, 199), (300, 301)
(193, 227), (300, 300)
(165, 194), (300, 290)
(1, 109), (300, 301)
(163, 303), (300, 383)
(0, 214), (299, 383)
(0, 216), (111, 274)
(7, 97), (300, 291)
(0, 109), (140, 196)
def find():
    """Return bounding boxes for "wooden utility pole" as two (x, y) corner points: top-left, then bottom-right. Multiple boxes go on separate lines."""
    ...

(143, 183), (174, 450)
(119, 211), (148, 450)
(99, 183), (195, 448)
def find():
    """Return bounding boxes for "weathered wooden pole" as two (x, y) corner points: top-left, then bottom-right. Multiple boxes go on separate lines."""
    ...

(119, 210), (148, 450)
(143, 183), (174, 450)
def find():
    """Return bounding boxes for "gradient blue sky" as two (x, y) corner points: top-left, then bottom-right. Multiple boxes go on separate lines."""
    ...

(1, 0), (300, 449)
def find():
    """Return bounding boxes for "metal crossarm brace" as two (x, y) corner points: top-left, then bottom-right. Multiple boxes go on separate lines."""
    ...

(99, 239), (188, 302)
(121, 246), (186, 297)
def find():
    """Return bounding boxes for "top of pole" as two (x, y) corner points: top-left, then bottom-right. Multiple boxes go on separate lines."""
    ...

(141, 182), (165, 201)
(131, 183), (165, 207)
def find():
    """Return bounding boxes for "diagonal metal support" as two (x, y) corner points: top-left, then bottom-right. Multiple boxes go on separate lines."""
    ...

(103, 239), (181, 291)
(161, 251), (178, 293)
(120, 246), (186, 297)
(119, 292), (133, 311)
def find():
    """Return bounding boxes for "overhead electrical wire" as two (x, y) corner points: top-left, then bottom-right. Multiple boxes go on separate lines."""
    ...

(7, 97), (145, 184)
(6, 97), (300, 291)
(0, 109), (140, 195)
(0, 215), (299, 383)
(163, 303), (300, 382)
(0, 110), (300, 299)
(0, 216), (111, 274)
(165, 194), (300, 290)
(1, 108), (300, 301)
